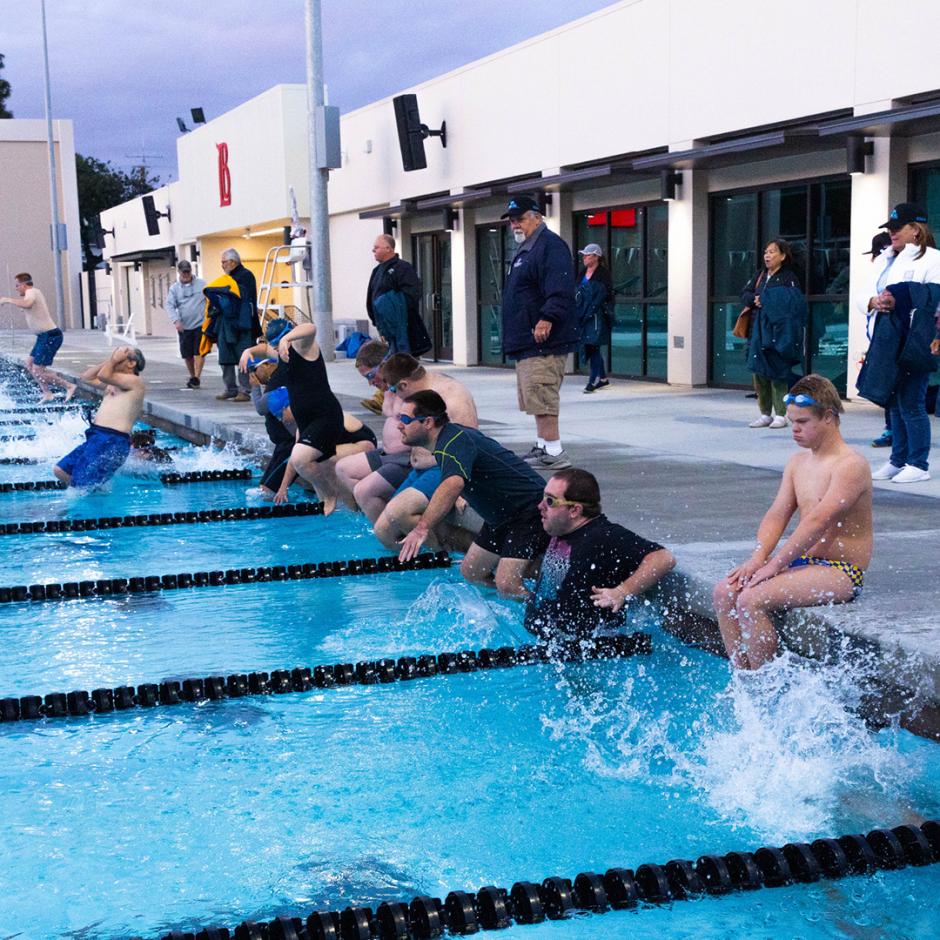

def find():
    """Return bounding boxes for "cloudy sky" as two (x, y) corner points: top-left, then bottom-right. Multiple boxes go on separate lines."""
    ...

(3, 0), (613, 180)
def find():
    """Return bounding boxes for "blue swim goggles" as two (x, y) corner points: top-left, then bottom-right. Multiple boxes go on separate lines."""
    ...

(247, 356), (277, 372)
(782, 393), (821, 407)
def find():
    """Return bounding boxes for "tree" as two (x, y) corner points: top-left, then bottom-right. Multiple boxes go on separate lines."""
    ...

(0, 53), (12, 118)
(76, 154), (161, 268)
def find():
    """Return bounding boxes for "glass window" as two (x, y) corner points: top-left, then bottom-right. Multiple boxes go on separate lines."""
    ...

(646, 204), (669, 298)
(909, 163), (940, 223)
(476, 226), (515, 365)
(810, 180), (851, 297)
(712, 193), (758, 297)
(610, 302), (644, 376)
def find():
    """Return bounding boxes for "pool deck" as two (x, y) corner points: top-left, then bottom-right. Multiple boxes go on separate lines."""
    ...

(17, 329), (940, 736)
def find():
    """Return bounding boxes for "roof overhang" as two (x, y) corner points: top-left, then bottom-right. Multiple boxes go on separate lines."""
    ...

(108, 248), (176, 264)
(818, 100), (940, 138)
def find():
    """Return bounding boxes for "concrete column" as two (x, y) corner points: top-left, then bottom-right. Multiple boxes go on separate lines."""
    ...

(846, 136), (909, 396)
(451, 205), (478, 365)
(666, 168), (709, 386)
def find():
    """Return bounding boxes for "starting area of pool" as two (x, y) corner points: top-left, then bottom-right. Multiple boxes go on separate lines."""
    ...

(0, 361), (938, 940)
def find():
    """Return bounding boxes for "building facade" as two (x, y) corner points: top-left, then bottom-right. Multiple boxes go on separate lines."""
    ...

(0, 119), (81, 330)
(101, 0), (940, 396)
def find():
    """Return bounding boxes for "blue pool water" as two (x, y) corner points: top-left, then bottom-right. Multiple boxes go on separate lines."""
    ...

(0, 373), (938, 939)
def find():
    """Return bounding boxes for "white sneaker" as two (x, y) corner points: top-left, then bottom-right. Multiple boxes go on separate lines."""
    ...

(891, 464), (930, 484)
(871, 461), (903, 481)
(769, 415), (789, 429)
(749, 415), (773, 428)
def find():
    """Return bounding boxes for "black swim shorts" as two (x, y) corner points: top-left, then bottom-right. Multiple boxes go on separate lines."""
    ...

(473, 507), (549, 561)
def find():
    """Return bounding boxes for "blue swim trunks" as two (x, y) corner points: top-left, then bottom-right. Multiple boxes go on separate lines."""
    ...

(394, 465), (442, 500)
(30, 328), (63, 367)
(56, 424), (131, 487)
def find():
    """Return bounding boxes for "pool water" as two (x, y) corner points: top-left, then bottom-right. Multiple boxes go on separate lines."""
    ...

(0, 369), (938, 939)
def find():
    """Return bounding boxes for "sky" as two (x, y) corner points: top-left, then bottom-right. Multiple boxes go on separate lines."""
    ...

(2, 0), (615, 180)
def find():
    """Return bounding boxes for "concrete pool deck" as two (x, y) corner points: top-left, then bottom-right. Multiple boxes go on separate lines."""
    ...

(19, 329), (940, 736)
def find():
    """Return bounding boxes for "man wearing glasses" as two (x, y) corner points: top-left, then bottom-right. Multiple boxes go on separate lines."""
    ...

(526, 468), (675, 640)
(713, 374), (873, 671)
(397, 390), (548, 598)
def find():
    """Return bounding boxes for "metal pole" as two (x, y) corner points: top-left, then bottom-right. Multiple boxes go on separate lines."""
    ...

(40, 0), (66, 331)
(305, 0), (335, 359)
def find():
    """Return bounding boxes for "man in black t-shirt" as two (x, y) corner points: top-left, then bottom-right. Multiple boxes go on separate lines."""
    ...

(397, 390), (549, 598)
(526, 468), (676, 639)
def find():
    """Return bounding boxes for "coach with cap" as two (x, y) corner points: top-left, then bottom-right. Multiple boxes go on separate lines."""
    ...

(501, 194), (577, 470)
(165, 260), (207, 388)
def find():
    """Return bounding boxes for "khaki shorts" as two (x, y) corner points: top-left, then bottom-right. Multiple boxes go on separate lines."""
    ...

(515, 354), (566, 416)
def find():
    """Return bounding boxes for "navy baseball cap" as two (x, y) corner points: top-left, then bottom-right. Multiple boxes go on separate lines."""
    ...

(880, 203), (928, 230)
(501, 194), (541, 219)
(863, 232), (892, 256)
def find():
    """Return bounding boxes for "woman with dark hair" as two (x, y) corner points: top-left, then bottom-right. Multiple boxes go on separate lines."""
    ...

(861, 203), (940, 484)
(576, 244), (613, 393)
(742, 239), (806, 428)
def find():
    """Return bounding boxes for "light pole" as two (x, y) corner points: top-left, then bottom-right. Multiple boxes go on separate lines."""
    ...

(305, 0), (335, 359)
(40, 0), (66, 329)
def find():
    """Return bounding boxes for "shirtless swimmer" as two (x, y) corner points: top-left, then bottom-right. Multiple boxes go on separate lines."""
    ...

(713, 374), (873, 670)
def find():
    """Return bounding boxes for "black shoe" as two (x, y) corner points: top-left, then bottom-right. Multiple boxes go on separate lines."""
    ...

(594, 379), (611, 390)
(186, 377), (200, 389)
(583, 382), (597, 394)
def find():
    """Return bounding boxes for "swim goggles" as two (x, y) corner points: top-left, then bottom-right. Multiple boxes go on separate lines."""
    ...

(782, 393), (822, 407)
(247, 356), (277, 372)
(266, 324), (293, 346)
(399, 412), (441, 425)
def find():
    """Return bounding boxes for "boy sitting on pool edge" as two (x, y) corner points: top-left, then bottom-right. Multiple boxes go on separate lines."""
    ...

(54, 346), (146, 488)
(713, 374), (873, 671)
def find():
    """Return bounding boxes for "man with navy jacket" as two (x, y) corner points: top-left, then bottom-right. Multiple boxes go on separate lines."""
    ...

(500, 195), (577, 470)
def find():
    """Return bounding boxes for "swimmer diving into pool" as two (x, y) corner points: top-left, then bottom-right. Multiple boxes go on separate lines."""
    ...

(54, 346), (146, 488)
(713, 374), (872, 671)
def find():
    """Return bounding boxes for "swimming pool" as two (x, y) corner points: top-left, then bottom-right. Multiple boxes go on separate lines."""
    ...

(0, 364), (938, 939)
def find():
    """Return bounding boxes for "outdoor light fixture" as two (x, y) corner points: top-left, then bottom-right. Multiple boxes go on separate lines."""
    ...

(176, 118), (189, 134)
(847, 137), (874, 175)
(443, 208), (459, 231)
(661, 169), (683, 201)
(382, 217), (397, 237)
(191, 108), (206, 124)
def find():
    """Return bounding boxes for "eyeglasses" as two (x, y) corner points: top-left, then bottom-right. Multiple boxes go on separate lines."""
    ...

(364, 367), (379, 381)
(542, 493), (583, 509)
(782, 393), (822, 408)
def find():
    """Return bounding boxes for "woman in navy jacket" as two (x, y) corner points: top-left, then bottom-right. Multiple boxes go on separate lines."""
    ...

(742, 239), (804, 428)
(576, 243), (613, 393)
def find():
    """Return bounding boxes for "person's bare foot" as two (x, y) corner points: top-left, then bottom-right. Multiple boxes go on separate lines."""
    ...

(64, 384), (77, 402)
(321, 495), (337, 516)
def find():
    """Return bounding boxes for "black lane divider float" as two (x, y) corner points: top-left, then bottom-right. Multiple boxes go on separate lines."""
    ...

(0, 549), (452, 605)
(0, 433), (36, 442)
(0, 456), (39, 465)
(0, 479), (66, 493)
(0, 500), (323, 537)
(155, 821), (940, 940)
(0, 633), (651, 724)
(162, 469), (253, 485)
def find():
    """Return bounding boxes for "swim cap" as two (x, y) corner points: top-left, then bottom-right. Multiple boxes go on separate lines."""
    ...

(265, 318), (292, 344)
(267, 385), (290, 418)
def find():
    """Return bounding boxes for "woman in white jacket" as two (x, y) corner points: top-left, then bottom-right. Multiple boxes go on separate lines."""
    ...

(864, 203), (940, 484)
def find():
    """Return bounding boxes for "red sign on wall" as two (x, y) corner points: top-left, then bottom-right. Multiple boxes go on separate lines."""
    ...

(217, 142), (231, 207)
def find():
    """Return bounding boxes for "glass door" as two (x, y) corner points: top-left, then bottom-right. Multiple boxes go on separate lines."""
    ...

(412, 232), (453, 360)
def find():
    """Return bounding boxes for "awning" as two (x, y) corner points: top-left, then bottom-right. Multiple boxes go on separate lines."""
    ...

(631, 128), (841, 171)
(818, 99), (940, 137)
(415, 187), (495, 210)
(107, 248), (175, 264)
(358, 203), (408, 221)
(507, 162), (641, 193)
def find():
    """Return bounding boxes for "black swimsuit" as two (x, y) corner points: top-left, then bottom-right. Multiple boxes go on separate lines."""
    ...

(287, 346), (344, 460)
